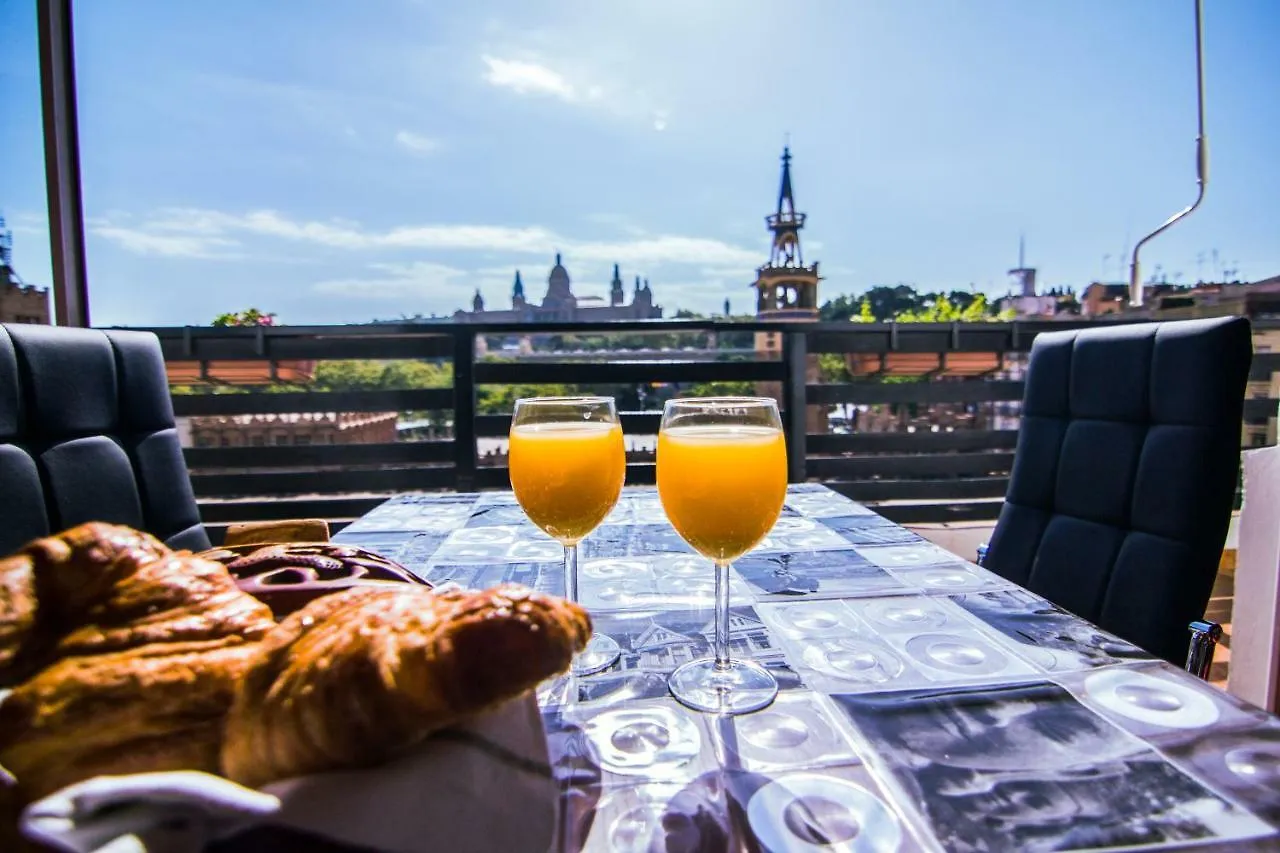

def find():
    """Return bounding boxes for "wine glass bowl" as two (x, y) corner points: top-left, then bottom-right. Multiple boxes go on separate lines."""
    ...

(657, 397), (787, 714)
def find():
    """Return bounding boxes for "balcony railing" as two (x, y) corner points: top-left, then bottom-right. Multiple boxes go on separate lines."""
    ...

(131, 318), (1278, 542)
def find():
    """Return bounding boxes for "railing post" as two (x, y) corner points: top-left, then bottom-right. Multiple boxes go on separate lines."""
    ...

(453, 328), (477, 492)
(782, 331), (808, 483)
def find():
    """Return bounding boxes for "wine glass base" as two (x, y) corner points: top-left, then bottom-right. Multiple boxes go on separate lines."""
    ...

(572, 633), (622, 676)
(668, 658), (779, 715)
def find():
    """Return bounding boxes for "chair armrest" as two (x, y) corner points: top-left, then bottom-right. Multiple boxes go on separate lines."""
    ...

(1185, 620), (1222, 680)
(222, 519), (331, 547)
(975, 543), (989, 566)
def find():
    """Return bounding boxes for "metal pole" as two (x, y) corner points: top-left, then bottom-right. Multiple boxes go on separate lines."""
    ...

(1129, 0), (1207, 308)
(37, 0), (91, 327)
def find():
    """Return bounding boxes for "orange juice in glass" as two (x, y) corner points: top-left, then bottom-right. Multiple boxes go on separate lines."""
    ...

(658, 397), (787, 714)
(509, 420), (625, 543)
(510, 396), (625, 675)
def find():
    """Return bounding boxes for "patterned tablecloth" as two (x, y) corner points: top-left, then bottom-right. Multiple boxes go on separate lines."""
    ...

(332, 485), (1280, 853)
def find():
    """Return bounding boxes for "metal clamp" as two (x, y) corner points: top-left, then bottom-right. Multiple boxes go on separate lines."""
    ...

(1185, 620), (1222, 680)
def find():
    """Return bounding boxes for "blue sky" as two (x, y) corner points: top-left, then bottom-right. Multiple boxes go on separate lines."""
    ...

(2, 0), (1277, 326)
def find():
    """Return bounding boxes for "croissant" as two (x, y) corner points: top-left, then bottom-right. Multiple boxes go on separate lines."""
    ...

(221, 583), (591, 787)
(0, 523), (274, 686)
(0, 523), (276, 804)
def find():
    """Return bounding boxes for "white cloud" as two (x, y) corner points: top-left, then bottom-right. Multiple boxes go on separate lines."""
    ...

(481, 55), (577, 101)
(313, 261), (468, 300)
(91, 207), (763, 270)
(89, 223), (238, 259)
(5, 211), (48, 237)
(394, 130), (441, 156)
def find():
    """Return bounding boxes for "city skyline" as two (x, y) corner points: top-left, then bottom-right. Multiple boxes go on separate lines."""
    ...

(2, 0), (1278, 326)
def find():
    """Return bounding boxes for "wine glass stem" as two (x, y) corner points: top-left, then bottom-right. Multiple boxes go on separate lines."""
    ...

(564, 543), (579, 604)
(715, 560), (731, 671)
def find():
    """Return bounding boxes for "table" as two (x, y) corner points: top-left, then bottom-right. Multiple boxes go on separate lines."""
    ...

(333, 485), (1280, 852)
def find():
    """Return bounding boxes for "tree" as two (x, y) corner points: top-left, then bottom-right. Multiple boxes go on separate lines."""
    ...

(821, 285), (1012, 323)
(212, 308), (278, 327)
(310, 360), (453, 391)
(892, 294), (1012, 323)
(681, 380), (754, 399)
(477, 383), (578, 414)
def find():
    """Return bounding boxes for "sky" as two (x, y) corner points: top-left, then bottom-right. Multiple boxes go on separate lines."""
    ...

(2, 0), (1278, 327)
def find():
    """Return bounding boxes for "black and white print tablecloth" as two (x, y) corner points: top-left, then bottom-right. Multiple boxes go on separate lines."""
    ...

(333, 485), (1280, 852)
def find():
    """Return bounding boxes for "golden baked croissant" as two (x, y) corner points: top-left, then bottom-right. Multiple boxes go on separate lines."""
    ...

(221, 583), (591, 787)
(0, 523), (276, 804)
(0, 523), (274, 686)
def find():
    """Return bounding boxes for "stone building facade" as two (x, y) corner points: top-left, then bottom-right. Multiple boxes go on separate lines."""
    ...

(453, 256), (662, 323)
(186, 412), (399, 448)
(0, 225), (51, 325)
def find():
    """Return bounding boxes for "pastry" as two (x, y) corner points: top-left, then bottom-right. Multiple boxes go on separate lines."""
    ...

(200, 541), (428, 617)
(0, 523), (587, 819)
(221, 583), (590, 787)
(0, 523), (276, 804)
(0, 523), (274, 686)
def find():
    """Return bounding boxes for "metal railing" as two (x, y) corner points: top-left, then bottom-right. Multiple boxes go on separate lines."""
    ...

(133, 318), (1276, 540)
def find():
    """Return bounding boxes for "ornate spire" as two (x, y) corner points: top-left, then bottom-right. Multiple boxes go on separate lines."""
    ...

(610, 263), (625, 306)
(765, 145), (807, 268)
(555, 252), (562, 266)
(777, 146), (795, 217)
(512, 270), (524, 299)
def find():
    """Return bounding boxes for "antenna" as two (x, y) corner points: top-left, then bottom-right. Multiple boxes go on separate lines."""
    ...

(1129, 0), (1207, 307)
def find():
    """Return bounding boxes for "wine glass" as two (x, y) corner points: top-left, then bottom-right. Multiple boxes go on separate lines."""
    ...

(657, 397), (787, 714)
(510, 396), (625, 675)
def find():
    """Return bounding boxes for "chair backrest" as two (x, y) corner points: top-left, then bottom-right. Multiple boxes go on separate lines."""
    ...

(984, 316), (1252, 664)
(0, 324), (209, 556)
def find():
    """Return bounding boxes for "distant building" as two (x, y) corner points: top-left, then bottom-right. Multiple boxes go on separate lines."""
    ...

(186, 412), (398, 448)
(1081, 281), (1189, 317)
(751, 146), (825, 433)
(0, 220), (51, 325)
(996, 240), (1079, 318)
(753, 146), (821, 346)
(452, 256), (662, 323)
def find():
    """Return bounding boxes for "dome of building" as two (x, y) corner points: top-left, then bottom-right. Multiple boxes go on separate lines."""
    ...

(544, 252), (573, 304)
(549, 253), (570, 285)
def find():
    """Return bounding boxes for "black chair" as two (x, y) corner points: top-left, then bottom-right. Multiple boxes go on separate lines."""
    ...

(981, 316), (1251, 667)
(0, 323), (210, 556)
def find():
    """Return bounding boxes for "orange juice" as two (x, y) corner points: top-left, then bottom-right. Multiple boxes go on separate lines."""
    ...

(657, 424), (787, 562)
(509, 421), (625, 543)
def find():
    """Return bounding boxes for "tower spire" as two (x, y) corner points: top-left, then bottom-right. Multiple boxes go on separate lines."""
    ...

(765, 145), (806, 268)
(777, 146), (796, 217)
(610, 263), (625, 307)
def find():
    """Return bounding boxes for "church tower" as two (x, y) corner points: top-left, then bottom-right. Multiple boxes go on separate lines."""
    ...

(753, 147), (821, 321)
(752, 146), (825, 433)
(511, 270), (526, 309)
(610, 263), (625, 307)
